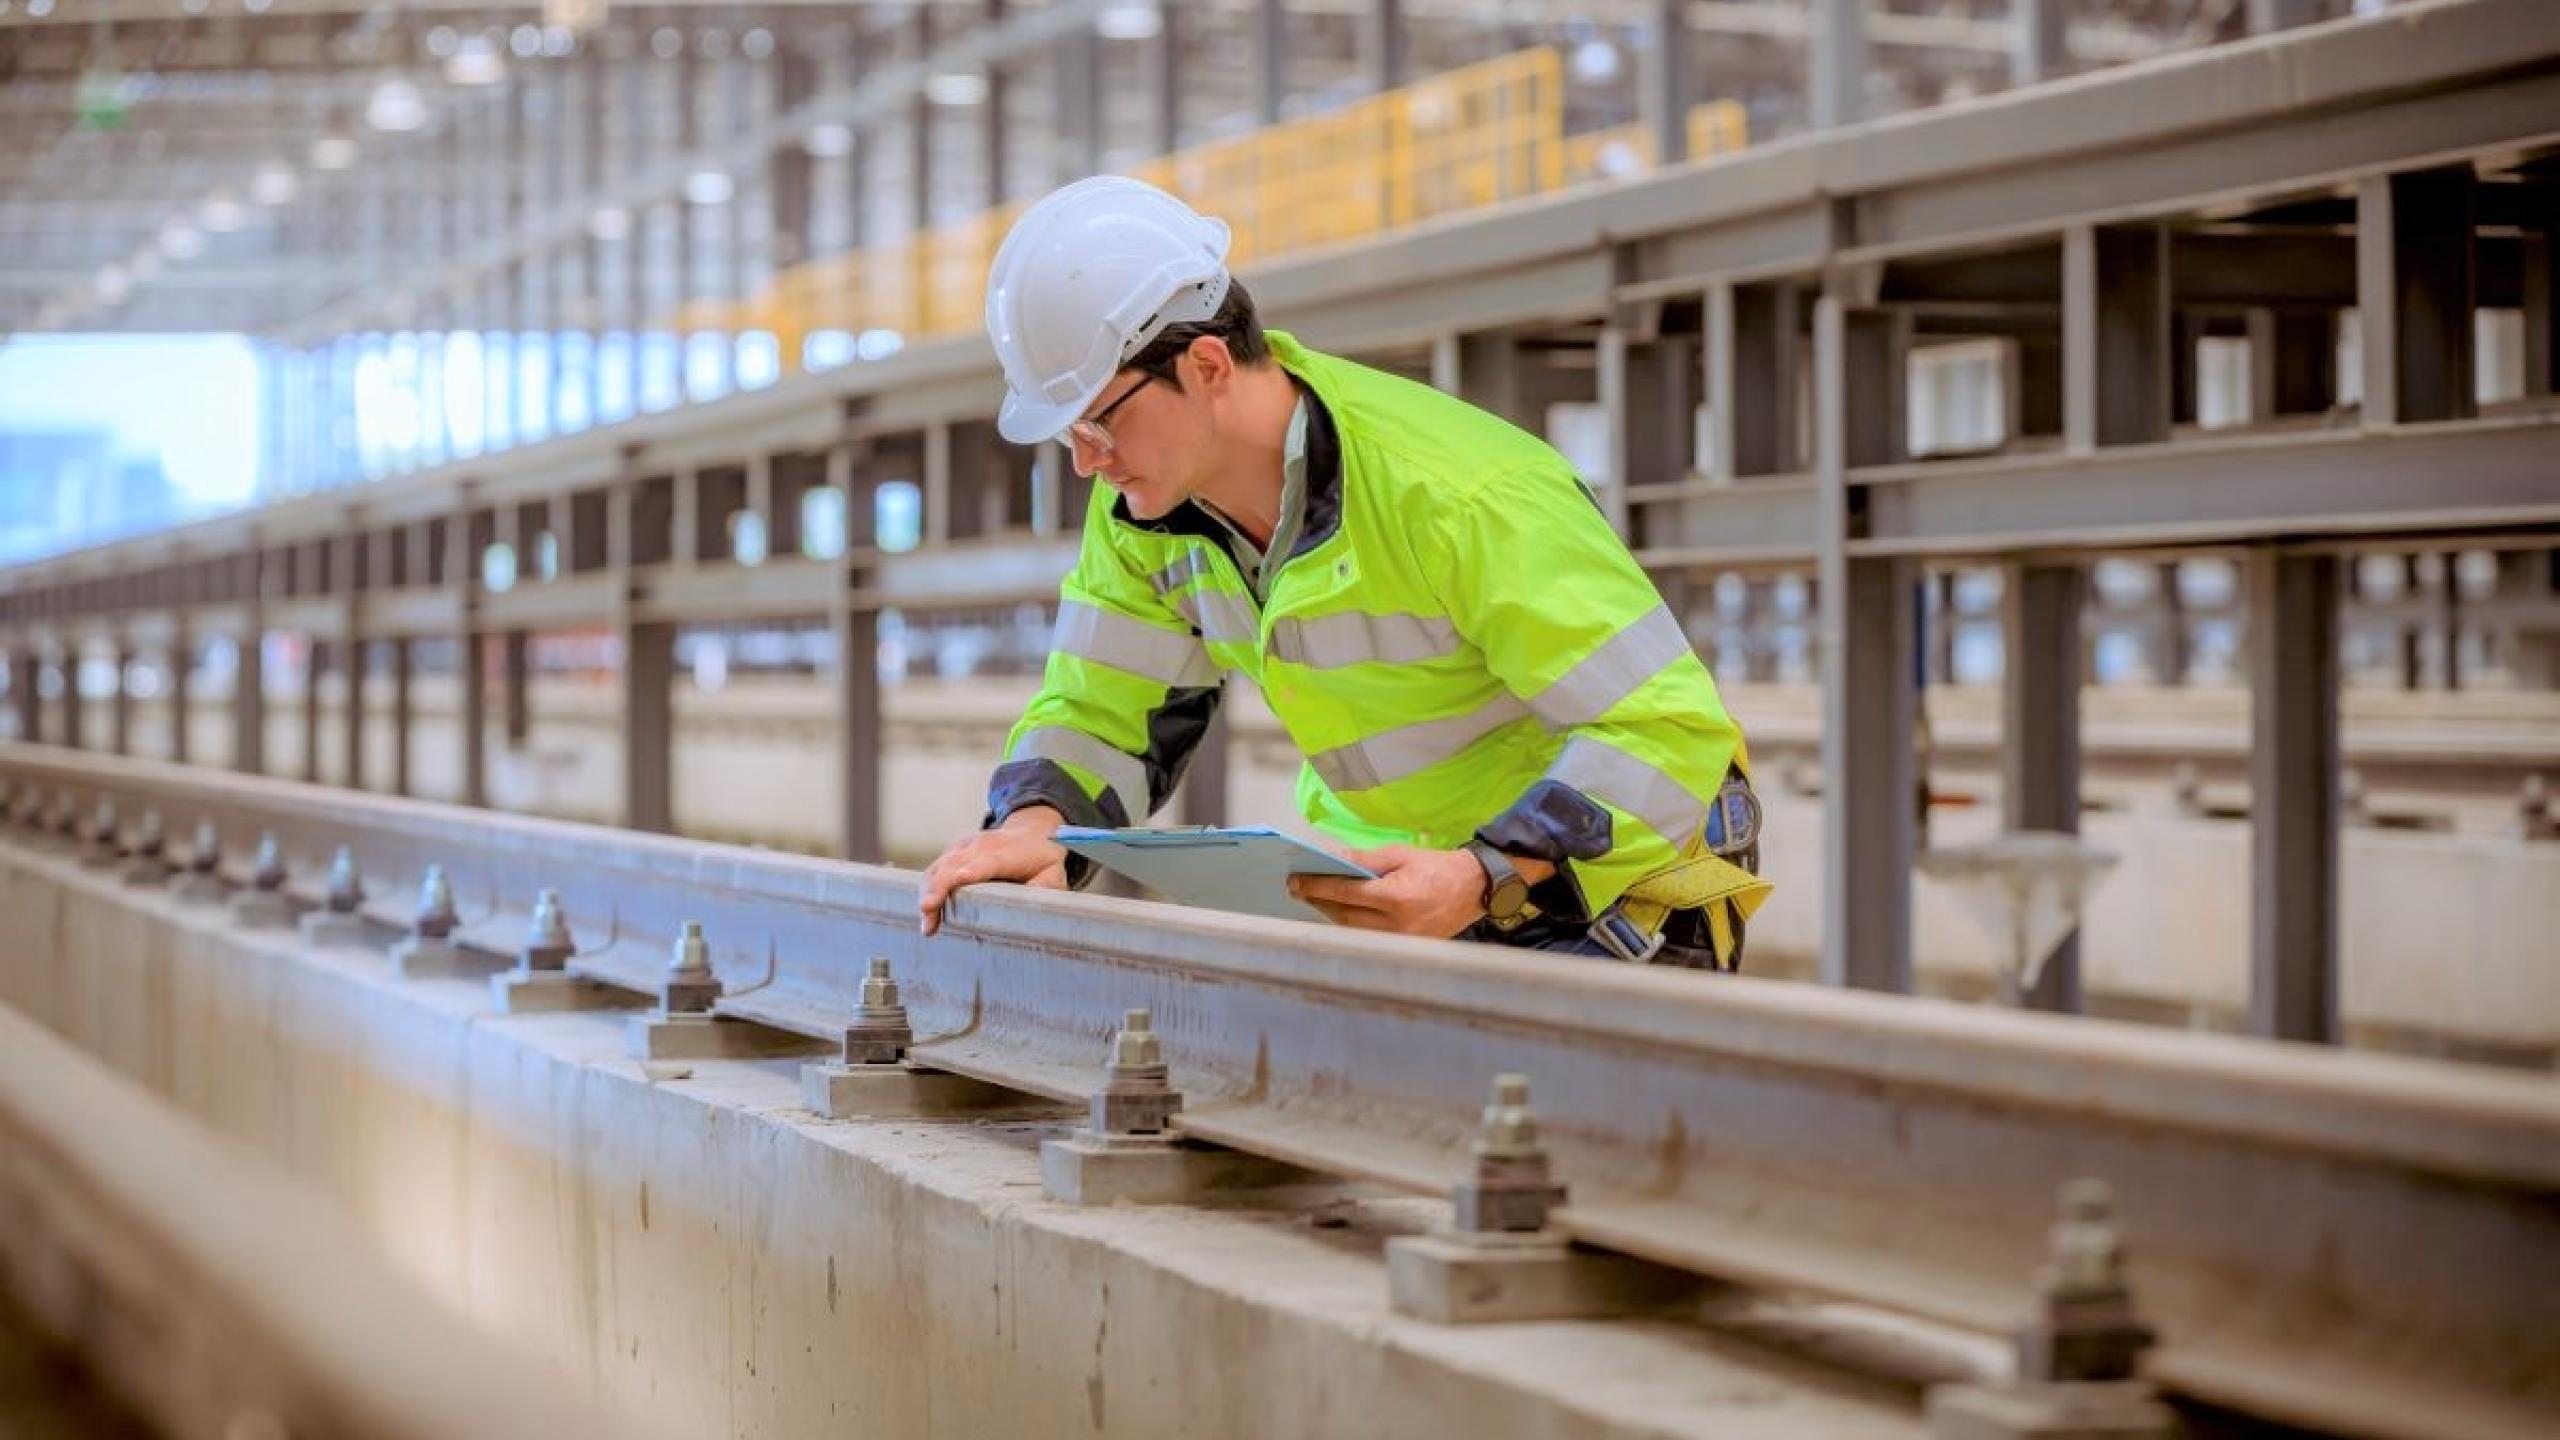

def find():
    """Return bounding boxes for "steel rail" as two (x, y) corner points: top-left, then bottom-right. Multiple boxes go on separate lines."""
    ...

(2, 742), (2554, 1440)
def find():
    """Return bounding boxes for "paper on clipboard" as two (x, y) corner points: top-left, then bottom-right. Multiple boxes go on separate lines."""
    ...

(1053, 825), (1376, 924)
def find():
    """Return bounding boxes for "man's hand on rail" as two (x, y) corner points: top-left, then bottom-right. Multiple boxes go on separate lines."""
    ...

(918, 805), (1071, 935)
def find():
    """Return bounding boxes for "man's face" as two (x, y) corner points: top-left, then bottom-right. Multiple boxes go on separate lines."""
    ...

(1065, 350), (1212, 520)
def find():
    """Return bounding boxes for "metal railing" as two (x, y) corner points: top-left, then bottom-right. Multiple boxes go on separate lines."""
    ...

(2, 741), (2553, 1440)
(684, 49), (1747, 369)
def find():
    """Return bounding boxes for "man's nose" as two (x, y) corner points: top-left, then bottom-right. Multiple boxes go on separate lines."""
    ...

(1067, 431), (1111, 479)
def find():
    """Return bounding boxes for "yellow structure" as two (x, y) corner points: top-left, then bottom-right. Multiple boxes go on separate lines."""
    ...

(677, 49), (1748, 370)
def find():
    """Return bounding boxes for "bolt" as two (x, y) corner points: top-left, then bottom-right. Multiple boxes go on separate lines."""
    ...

(189, 819), (221, 873)
(1091, 1007), (1181, 1137)
(2016, 1177), (2156, 1384)
(323, 846), (363, 913)
(250, 832), (286, 891)
(841, 956), (912, 1066)
(1474, 1072), (1541, 1162)
(519, 888), (574, 970)
(90, 796), (120, 848)
(1451, 1072), (1567, 1235)
(132, 810), (165, 857)
(413, 865), (458, 939)
(658, 919), (722, 1014)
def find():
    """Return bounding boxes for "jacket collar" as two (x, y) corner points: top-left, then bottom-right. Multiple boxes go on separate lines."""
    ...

(1106, 334), (1346, 562)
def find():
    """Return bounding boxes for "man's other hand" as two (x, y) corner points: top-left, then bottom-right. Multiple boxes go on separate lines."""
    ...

(1287, 845), (1488, 938)
(918, 806), (1070, 935)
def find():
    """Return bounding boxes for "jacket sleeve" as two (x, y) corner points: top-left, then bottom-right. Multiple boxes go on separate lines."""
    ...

(1415, 461), (1745, 920)
(986, 497), (1225, 881)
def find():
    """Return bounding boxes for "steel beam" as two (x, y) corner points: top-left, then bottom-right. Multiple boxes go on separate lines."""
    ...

(2002, 562), (2084, 1014)
(2247, 549), (2340, 1045)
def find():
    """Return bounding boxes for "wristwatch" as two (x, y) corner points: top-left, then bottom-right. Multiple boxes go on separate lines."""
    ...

(1464, 839), (1533, 929)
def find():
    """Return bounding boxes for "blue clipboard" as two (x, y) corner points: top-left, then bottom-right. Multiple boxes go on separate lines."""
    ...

(1054, 825), (1377, 924)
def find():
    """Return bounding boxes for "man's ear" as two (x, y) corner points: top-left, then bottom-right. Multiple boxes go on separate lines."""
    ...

(1185, 335), (1236, 394)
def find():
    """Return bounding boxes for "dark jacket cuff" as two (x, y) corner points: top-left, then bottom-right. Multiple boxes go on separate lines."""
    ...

(1473, 779), (1612, 923)
(986, 758), (1128, 890)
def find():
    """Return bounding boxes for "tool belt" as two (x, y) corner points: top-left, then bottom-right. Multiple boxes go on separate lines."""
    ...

(1588, 767), (1769, 971)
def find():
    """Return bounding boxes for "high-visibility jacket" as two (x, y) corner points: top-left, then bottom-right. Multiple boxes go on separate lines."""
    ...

(987, 330), (1754, 925)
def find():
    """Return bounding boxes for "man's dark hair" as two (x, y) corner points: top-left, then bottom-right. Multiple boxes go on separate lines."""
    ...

(1124, 276), (1268, 389)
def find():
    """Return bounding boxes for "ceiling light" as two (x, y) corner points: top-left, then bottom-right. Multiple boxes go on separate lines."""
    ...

(159, 222), (204, 259)
(427, 26), (460, 59)
(1570, 39), (1621, 86)
(510, 24), (543, 59)
(1096, 3), (1163, 42)
(445, 36), (506, 86)
(26, 0), (54, 17)
(199, 191), (247, 232)
(310, 134), (357, 170)
(243, 0), (270, 12)
(742, 29), (775, 60)
(925, 69), (988, 107)
(683, 171), (733, 206)
(803, 123), (854, 158)
(251, 162), (298, 205)
(586, 206), (631, 241)
(651, 27), (683, 59)
(95, 265), (131, 304)
(365, 74), (427, 132)
(541, 25), (576, 58)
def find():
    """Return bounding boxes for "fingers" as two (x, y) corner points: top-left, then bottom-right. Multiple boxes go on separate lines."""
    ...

(1029, 862), (1070, 890)
(1290, 873), (1387, 911)
(1345, 845), (1413, 873)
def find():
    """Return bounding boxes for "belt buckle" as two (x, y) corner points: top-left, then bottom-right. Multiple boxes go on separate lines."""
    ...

(1591, 912), (1666, 964)
(1706, 777), (1762, 858)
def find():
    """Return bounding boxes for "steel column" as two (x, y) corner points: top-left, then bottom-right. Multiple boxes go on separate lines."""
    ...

(300, 638), (323, 784)
(2357, 167), (2478, 426)
(1256, 0), (1288, 125)
(1151, 0), (1182, 155)
(2002, 563), (2085, 1013)
(1641, 0), (1690, 165)
(166, 625), (190, 765)
(341, 634), (366, 790)
(1731, 283), (1801, 476)
(109, 641), (132, 756)
(982, 1), (1011, 205)
(503, 631), (530, 746)
(2012, 0), (2069, 86)
(1817, 295), (1915, 993)
(1364, 0), (1408, 94)
(233, 567), (265, 774)
(2247, 548), (2340, 1044)
(389, 637), (412, 797)
(1809, 0), (1868, 129)
(2065, 224), (2171, 450)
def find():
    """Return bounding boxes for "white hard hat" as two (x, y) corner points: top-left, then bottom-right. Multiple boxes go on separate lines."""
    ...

(984, 175), (1232, 444)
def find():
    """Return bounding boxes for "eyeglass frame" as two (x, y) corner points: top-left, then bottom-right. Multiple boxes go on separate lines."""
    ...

(1065, 371), (1160, 455)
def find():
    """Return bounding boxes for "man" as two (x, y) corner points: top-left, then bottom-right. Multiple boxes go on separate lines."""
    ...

(918, 176), (1767, 966)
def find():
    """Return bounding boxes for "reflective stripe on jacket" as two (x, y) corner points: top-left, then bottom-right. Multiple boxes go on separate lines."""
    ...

(987, 330), (1750, 920)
